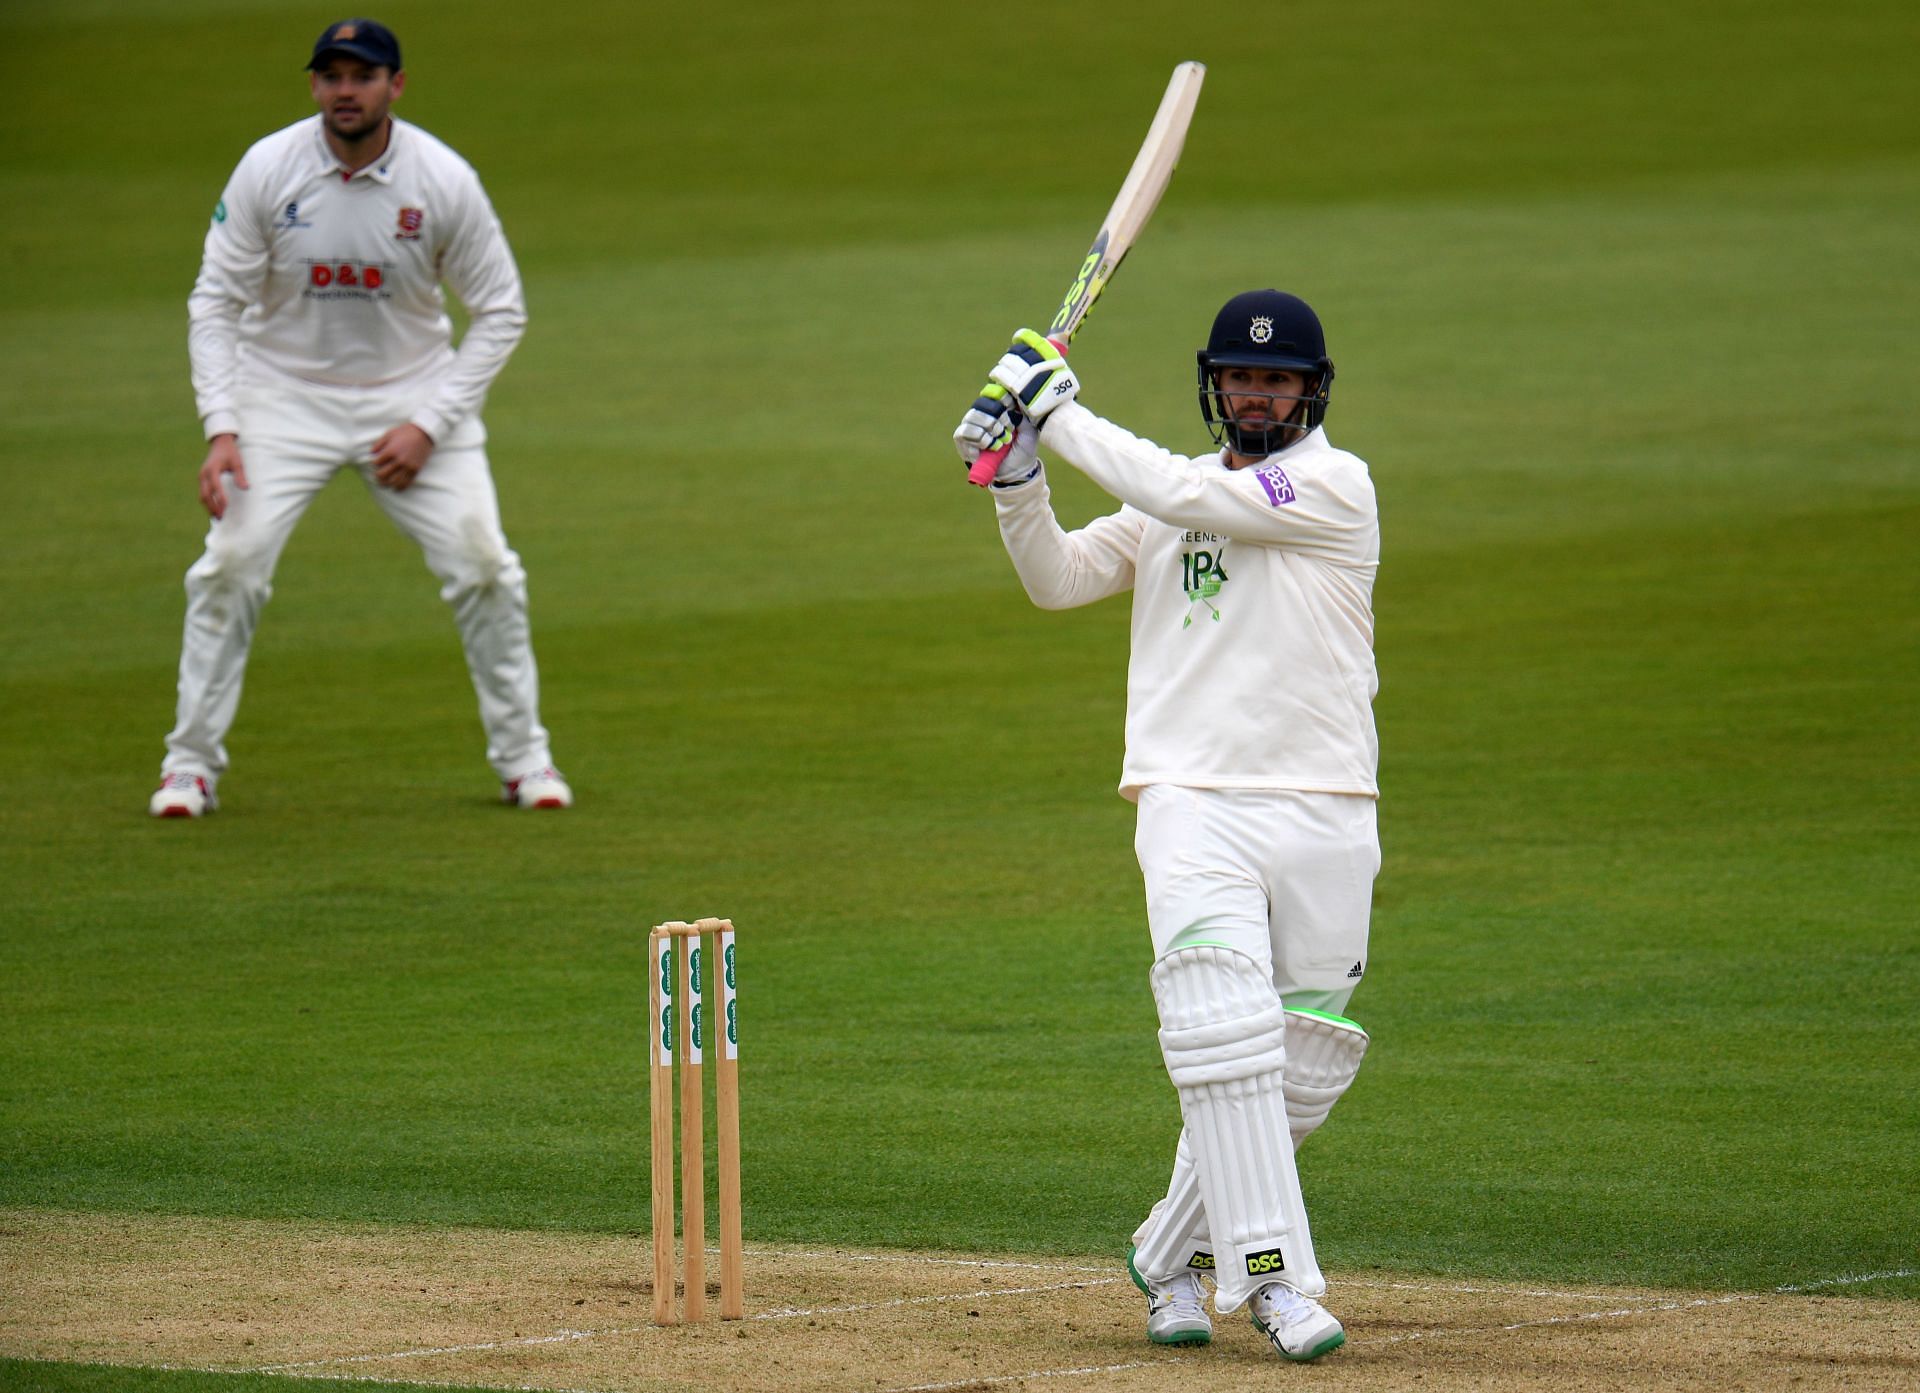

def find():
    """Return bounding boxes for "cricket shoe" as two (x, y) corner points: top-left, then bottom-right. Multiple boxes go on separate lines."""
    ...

(1250, 1281), (1345, 1362)
(1126, 1243), (1211, 1346)
(504, 766), (572, 809)
(149, 773), (216, 818)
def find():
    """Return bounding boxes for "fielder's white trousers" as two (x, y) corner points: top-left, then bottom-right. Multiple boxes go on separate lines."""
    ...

(162, 378), (553, 786)
(1131, 785), (1379, 1293)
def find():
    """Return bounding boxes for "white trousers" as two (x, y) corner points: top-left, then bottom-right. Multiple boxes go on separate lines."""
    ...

(1135, 785), (1377, 1002)
(1131, 785), (1379, 1292)
(162, 379), (552, 785)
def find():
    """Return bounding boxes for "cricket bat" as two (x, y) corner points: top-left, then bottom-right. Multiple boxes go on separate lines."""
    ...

(967, 60), (1206, 487)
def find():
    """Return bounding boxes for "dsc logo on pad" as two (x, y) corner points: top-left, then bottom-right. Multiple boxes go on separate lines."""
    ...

(1245, 1247), (1287, 1277)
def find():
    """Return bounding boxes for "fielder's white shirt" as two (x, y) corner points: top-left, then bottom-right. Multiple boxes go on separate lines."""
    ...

(995, 401), (1380, 801)
(188, 115), (526, 443)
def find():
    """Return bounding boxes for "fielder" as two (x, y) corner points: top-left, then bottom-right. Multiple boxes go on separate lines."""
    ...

(150, 18), (569, 817)
(954, 291), (1380, 1362)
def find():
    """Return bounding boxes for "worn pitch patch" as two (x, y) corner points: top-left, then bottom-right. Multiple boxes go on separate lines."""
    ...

(2, 1209), (1916, 1392)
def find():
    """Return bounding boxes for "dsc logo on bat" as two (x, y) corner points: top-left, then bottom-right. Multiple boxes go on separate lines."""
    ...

(1048, 231), (1111, 336)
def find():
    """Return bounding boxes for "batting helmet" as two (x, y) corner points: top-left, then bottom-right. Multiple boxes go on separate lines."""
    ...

(1196, 290), (1334, 457)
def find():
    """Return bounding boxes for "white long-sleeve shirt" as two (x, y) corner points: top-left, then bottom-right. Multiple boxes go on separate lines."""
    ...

(995, 401), (1380, 801)
(187, 115), (526, 442)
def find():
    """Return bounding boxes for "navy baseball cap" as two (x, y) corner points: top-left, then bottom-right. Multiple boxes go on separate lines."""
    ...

(306, 19), (402, 71)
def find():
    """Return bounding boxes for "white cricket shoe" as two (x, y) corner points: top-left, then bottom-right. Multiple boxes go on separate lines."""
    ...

(1250, 1281), (1345, 1362)
(1126, 1243), (1211, 1346)
(504, 766), (572, 809)
(149, 772), (216, 818)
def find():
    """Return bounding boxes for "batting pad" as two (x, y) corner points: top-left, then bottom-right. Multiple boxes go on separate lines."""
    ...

(1152, 945), (1323, 1308)
(1134, 1007), (1367, 1284)
(1128, 1129), (1214, 1285)
(1282, 1009), (1370, 1149)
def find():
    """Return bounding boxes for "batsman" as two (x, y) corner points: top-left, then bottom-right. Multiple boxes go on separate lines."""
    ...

(954, 291), (1380, 1362)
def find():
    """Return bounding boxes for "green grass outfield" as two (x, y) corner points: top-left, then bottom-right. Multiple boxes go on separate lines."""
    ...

(3, 0), (1917, 1385)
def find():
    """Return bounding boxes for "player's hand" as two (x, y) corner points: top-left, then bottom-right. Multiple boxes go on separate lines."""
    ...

(953, 383), (1016, 464)
(198, 434), (248, 520)
(371, 423), (435, 490)
(953, 385), (1041, 487)
(994, 419), (1041, 487)
(989, 329), (1079, 423)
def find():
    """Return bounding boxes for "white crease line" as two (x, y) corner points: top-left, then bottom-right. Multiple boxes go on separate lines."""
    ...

(1372, 1265), (1920, 1348)
(1378, 1292), (1756, 1345)
(62, 1359), (610, 1393)
(1341, 1277), (1664, 1302)
(260, 1376), (608, 1393)
(753, 1275), (1126, 1321)
(1777, 1267), (1916, 1292)
(882, 1360), (1177, 1393)
(247, 1263), (1918, 1379)
(750, 1247), (1112, 1274)
(870, 1265), (1920, 1393)
(253, 1328), (634, 1373)
(251, 1277), (1130, 1373)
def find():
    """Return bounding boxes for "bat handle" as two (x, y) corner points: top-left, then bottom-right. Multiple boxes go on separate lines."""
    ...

(965, 336), (1068, 489)
(966, 443), (1009, 488)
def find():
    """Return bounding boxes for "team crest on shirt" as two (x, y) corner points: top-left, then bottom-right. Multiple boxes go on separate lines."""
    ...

(396, 207), (424, 240)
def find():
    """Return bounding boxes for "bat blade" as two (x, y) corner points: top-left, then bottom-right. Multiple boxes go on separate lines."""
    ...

(968, 60), (1206, 488)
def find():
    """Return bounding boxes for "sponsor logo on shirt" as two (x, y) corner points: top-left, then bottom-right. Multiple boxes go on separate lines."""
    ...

(1255, 463), (1295, 507)
(396, 206), (424, 240)
(1181, 543), (1229, 628)
(276, 201), (313, 229)
(303, 260), (393, 300)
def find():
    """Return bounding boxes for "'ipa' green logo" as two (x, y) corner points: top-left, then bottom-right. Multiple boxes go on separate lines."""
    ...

(213, 200), (227, 223)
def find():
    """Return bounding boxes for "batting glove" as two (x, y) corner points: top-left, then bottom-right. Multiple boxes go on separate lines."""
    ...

(953, 382), (1016, 464)
(996, 419), (1043, 487)
(989, 328), (1079, 423)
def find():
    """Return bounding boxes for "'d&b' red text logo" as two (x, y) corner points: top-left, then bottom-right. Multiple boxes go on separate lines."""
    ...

(308, 261), (386, 290)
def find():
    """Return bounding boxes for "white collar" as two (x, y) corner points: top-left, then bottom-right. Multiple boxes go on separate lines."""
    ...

(309, 114), (402, 184)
